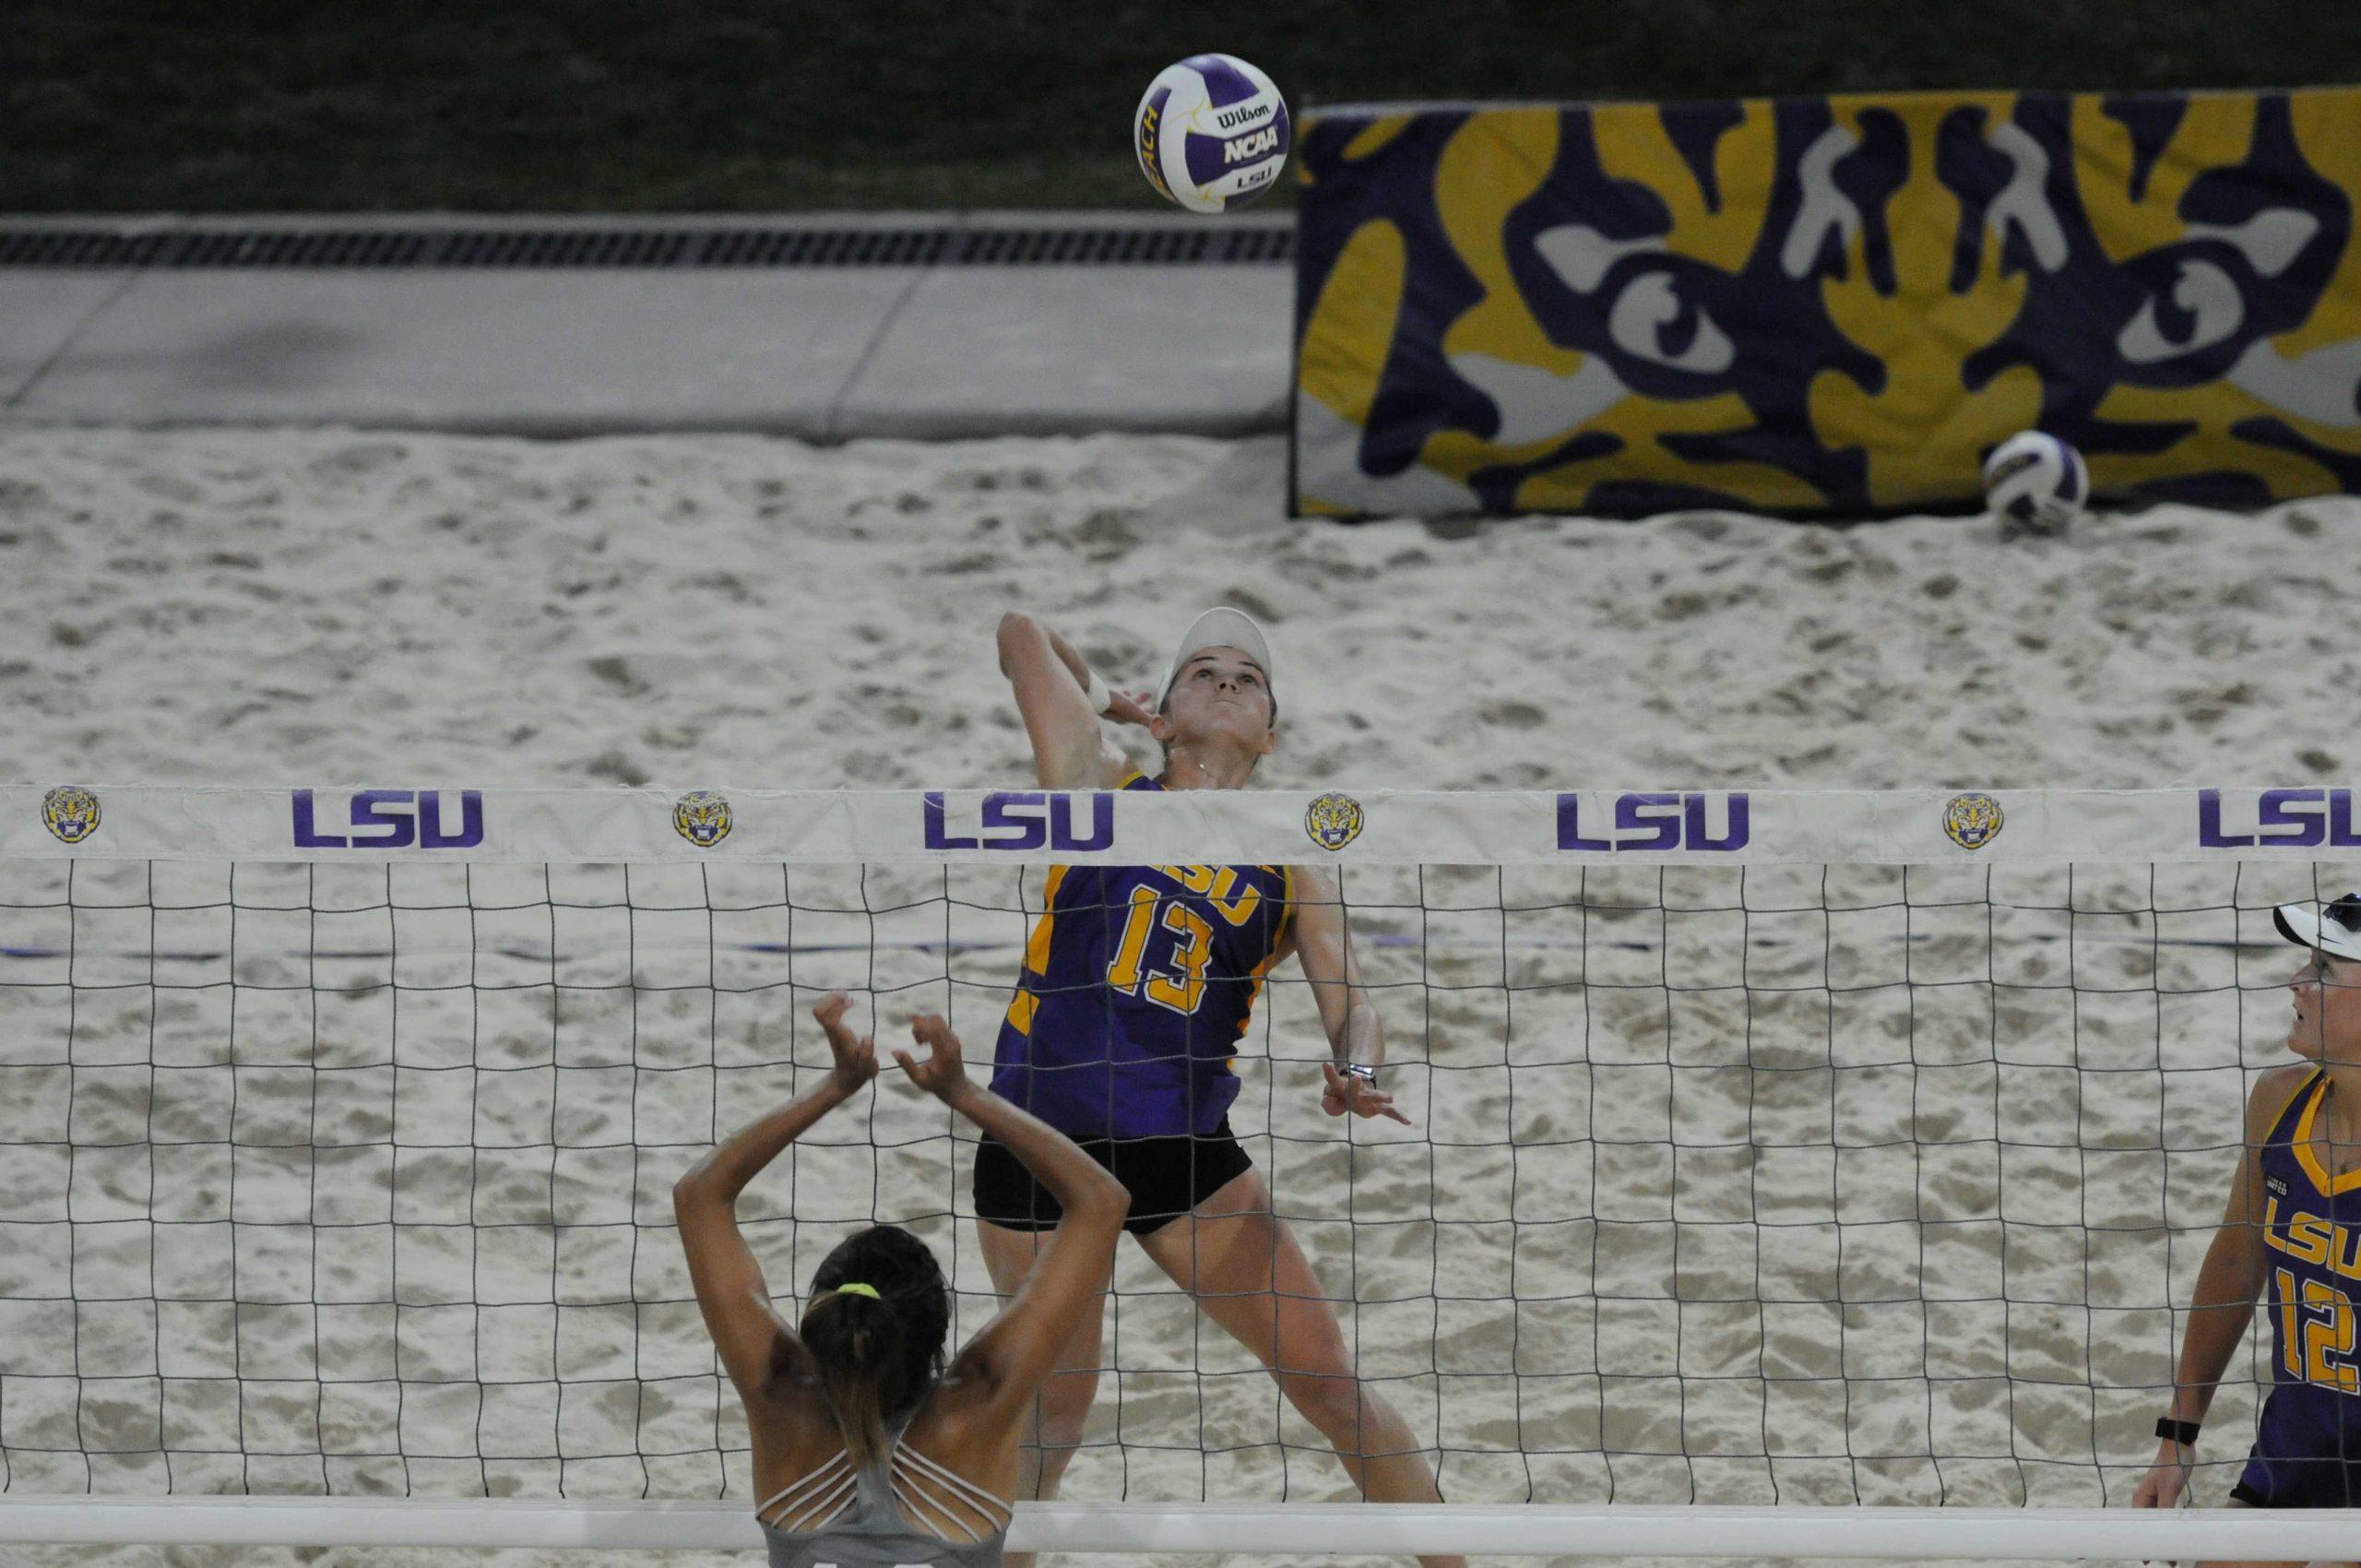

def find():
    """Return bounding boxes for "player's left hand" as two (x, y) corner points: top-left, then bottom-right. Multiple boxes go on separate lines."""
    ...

(895, 1013), (972, 1102)
(1322, 1063), (1411, 1124)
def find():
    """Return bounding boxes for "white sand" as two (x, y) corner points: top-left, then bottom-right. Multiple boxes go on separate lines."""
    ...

(5, 427), (2358, 1568)
(5, 428), (2355, 793)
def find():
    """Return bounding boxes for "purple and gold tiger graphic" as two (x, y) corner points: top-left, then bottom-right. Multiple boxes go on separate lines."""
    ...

(1293, 88), (2360, 517)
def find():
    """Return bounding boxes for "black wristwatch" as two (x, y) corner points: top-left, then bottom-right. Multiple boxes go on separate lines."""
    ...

(1341, 1063), (1379, 1084)
(2154, 1417), (2199, 1446)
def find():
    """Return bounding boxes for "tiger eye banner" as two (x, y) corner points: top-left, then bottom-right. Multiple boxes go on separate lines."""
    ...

(1291, 89), (2361, 517)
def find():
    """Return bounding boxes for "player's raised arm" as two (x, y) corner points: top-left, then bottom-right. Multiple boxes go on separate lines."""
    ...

(2129, 1062), (2296, 1508)
(672, 992), (878, 1408)
(895, 1014), (1129, 1423)
(1286, 863), (1411, 1125)
(996, 612), (1151, 790)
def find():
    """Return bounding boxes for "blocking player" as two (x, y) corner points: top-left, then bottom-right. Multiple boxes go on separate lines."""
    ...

(675, 997), (1128, 1568)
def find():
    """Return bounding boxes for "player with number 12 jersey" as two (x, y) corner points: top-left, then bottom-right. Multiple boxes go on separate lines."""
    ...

(2135, 893), (2361, 1523)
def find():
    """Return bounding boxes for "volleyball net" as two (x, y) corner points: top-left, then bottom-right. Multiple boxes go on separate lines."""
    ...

(3, 780), (2359, 1559)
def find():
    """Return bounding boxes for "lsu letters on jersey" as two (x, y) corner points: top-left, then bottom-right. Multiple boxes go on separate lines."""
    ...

(989, 773), (1291, 1139)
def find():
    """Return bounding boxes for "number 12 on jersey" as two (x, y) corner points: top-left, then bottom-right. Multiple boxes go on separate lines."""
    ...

(2276, 1267), (2361, 1394)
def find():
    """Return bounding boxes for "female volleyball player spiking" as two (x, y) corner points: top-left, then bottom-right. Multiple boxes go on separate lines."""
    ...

(675, 994), (1127, 1568)
(2132, 892), (2361, 1565)
(976, 608), (1463, 1568)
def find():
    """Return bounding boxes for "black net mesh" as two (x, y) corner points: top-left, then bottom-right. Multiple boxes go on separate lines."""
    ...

(0, 853), (2343, 1508)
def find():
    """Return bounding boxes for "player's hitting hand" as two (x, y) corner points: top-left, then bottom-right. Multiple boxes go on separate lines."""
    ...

(896, 1013), (972, 1101)
(811, 992), (878, 1097)
(1323, 1062), (1412, 1124)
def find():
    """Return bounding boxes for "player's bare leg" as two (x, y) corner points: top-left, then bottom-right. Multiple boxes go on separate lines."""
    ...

(1139, 1168), (1465, 1568)
(977, 1217), (1115, 1568)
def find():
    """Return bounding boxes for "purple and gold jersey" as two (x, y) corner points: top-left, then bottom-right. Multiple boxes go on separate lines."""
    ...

(988, 773), (1292, 1140)
(2242, 1069), (2361, 1504)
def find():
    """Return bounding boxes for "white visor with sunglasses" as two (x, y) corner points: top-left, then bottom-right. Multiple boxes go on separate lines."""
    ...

(2274, 893), (2361, 964)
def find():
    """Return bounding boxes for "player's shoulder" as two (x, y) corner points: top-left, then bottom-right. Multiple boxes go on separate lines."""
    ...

(2247, 1063), (2319, 1139)
(898, 1376), (992, 1455)
(752, 1377), (857, 1461)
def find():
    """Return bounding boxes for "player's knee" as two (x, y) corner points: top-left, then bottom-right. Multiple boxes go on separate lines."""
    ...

(1275, 1366), (1365, 1437)
(1032, 1369), (1103, 1451)
(1036, 1411), (1093, 1453)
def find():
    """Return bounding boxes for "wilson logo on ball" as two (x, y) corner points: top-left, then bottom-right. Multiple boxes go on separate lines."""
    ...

(1133, 53), (1290, 215)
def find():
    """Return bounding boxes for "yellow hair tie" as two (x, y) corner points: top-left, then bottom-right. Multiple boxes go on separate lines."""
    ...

(835, 1282), (881, 1301)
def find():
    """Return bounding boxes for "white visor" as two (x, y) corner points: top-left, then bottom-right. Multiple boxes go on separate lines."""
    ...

(2273, 894), (2361, 964)
(1158, 607), (1275, 708)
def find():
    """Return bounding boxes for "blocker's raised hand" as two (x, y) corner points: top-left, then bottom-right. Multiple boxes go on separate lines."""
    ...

(811, 992), (878, 1097)
(895, 1012), (972, 1101)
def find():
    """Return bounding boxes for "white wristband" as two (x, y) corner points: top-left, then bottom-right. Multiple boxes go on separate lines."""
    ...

(1082, 669), (1114, 716)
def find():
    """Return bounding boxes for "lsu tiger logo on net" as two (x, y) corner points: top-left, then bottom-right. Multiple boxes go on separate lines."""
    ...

(1304, 791), (1365, 852)
(673, 790), (733, 849)
(1942, 793), (2006, 851)
(42, 786), (101, 845)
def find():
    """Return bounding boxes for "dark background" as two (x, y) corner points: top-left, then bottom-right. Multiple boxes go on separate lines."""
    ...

(12, 0), (2355, 212)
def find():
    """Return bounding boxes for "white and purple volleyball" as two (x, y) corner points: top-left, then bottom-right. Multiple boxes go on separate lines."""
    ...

(1982, 430), (2090, 536)
(1134, 54), (1289, 214)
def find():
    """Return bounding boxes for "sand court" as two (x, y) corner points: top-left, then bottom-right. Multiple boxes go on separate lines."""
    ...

(4, 428), (2358, 1566)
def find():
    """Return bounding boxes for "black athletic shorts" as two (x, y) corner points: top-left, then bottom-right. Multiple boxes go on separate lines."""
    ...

(2232, 1458), (2361, 1507)
(971, 1119), (1252, 1237)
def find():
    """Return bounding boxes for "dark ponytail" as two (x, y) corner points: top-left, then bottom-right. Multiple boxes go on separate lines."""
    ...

(797, 1226), (951, 1464)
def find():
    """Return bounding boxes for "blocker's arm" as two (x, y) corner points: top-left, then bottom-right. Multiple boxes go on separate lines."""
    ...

(899, 1016), (1129, 1420)
(671, 992), (877, 1406)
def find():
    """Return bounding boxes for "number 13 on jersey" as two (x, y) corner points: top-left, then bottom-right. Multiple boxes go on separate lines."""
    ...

(1105, 886), (1214, 1015)
(1101, 867), (1265, 1017)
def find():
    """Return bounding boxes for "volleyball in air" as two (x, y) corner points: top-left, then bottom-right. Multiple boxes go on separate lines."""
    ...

(1982, 430), (2090, 536)
(1133, 54), (1290, 214)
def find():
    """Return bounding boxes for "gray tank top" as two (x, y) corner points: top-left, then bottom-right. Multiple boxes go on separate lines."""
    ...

(757, 1408), (1012, 1568)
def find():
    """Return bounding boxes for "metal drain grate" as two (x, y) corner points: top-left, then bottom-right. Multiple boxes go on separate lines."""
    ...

(0, 222), (1294, 269)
